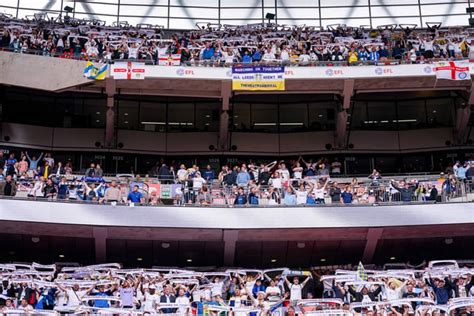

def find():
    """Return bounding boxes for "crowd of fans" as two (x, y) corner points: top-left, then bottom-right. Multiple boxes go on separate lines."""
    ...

(0, 150), (472, 206)
(0, 261), (472, 314)
(1, 13), (474, 65)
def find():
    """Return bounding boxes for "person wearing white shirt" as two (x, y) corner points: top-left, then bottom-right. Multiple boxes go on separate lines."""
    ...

(265, 280), (282, 301)
(192, 173), (206, 191)
(175, 288), (190, 316)
(292, 181), (314, 205)
(285, 276), (311, 302)
(262, 48), (276, 62)
(142, 286), (160, 313)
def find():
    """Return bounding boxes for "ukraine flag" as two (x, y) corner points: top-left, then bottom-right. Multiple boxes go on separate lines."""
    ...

(83, 62), (107, 80)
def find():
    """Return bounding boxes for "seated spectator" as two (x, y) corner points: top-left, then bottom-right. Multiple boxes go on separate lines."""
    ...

(127, 185), (144, 204)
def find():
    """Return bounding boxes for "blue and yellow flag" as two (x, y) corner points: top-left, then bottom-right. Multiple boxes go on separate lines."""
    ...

(83, 61), (107, 80)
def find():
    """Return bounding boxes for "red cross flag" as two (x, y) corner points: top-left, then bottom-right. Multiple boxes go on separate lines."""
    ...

(434, 61), (471, 81)
(112, 61), (146, 80)
(158, 54), (181, 66)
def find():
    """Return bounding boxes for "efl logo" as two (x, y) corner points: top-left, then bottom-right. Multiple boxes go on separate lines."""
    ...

(375, 67), (393, 75)
(285, 70), (295, 76)
(176, 68), (194, 76)
(325, 69), (343, 76)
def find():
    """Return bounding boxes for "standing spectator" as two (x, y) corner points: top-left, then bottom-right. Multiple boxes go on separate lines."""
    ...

(42, 178), (57, 199)
(236, 167), (251, 187)
(0, 175), (16, 196)
(52, 161), (66, 177)
(203, 165), (216, 185)
(103, 180), (122, 203)
(85, 163), (96, 178)
(57, 177), (69, 200)
(94, 164), (104, 178)
(38, 161), (52, 178)
(234, 187), (247, 205)
(25, 151), (43, 170)
(283, 186), (297, 206)
(340, 185), (353, 204)
(18, 155), (29, 177)
(391, 180), (417, 202)
(331, 158), (342, 175)
(329, 182), (342, 204)
(158, 163), (171, 184)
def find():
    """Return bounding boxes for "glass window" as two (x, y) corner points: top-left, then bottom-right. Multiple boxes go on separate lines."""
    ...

(396, 100), (427, 129)
(320, 0), (369, 7)
(308, 102), (336, 131)
(138, 101), (166, 132)
(221, 0), (263, 7)
(118, 99), (139, 130)
(320, 6), (371, 19)
(251, 103), (278, 133)
(19, 0), (62, 12)
(170, 0), (218, 6)
(426, 98), (454, 128)
(169, 18), (197, 29)
(170, 6), (218, 19)
(371, 0), (418, 4)
(233, 103), (251, 131)
(195, 102), (220, 132)
(279, 103), (308, 132)
(371, 17), (421, 26)
(277, 8), (319, 20)
(221, 8), (263, 20)
(277, 0), (319, 7)
(167, 103), (195, 132)
(0, 6), (16, 17)
(119, 4), (168, 18)
(371, 5), (420, 18)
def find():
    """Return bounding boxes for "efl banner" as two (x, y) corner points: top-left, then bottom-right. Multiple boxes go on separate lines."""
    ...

(232, 66), (285, 91)
(112, 61), (146, 80)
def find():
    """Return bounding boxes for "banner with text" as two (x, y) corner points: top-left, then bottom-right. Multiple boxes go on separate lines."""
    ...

(112, 61), (146, 80)
(232, 66), (285, 91)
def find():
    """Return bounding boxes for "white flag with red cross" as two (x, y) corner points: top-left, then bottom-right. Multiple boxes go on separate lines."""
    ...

(433, 61), (471, 81)
(158, 54), (181, 66)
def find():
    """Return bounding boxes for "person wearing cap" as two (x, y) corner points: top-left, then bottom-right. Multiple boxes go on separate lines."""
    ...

(141, 284), (160, 314)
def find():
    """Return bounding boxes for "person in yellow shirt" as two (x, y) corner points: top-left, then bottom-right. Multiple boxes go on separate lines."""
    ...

(348, 46), (359, 64)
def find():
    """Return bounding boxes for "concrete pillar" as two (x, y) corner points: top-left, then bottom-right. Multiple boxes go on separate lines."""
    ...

(223, 230), (239, 266)
(218, 81), (232, 151)
(455, 105), (472, 144)
(93, 227), (108, 263)
(105, 79), (116, 148)
(361, 228), (383, 263)
(335, 79), (354, 148)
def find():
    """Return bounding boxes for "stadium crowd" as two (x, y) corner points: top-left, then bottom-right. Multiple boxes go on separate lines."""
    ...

(0, 150), (472, 206)
(0, 261), (472, 315)
(1, 14), (474, 65)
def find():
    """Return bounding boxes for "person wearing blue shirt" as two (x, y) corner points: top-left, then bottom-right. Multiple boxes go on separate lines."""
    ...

(341, 186), (353, 204)
(234, 187), (247, 205)
(368, 47), (380, 61)
(252, 49), (262, 62)
(248, 187), (259, 205)
(236, 167), (251, 186)
(91, 285), (115, 309)
(203, 165), (216, 184)
(283, 187), (297, 206)
(201, 43), (215, 60)
(127, 185), (143, 203)
(242, 51), (252, 63)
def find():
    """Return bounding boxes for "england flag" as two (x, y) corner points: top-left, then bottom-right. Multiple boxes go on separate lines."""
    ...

(434, 61), (471, 81)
